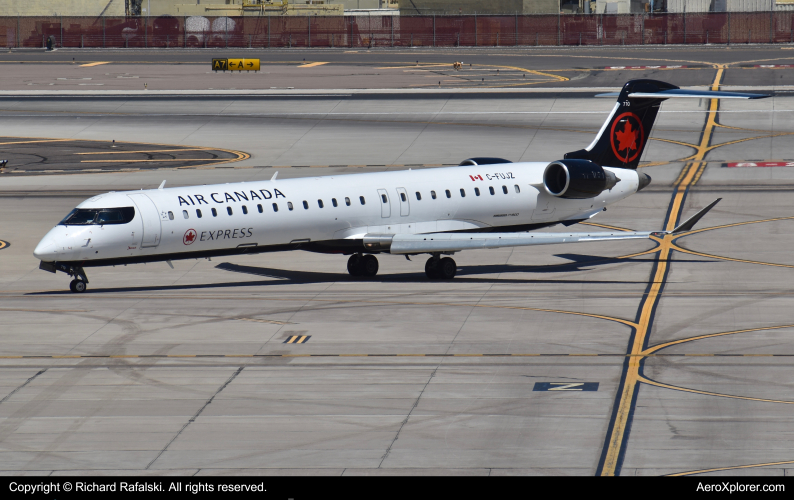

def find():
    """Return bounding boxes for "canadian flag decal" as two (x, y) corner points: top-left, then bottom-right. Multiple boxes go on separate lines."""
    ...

(469, 175), (483, 181)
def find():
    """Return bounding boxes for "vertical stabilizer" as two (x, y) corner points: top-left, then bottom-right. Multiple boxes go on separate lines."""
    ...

(564, 79), (678, 169)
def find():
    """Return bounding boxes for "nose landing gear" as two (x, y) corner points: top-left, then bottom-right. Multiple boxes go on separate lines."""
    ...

(39, 262), (89, 293)
(425, 256), (456, 279)
(347, 253), (379, 277)
(67, 265), (89, 293)
(69, 279), (87, 293)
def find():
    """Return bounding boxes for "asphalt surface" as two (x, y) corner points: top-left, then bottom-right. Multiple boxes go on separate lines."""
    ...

(1, 45), (794, 91)
(1, 47), (794, 476)
(0, 137), (246, 175)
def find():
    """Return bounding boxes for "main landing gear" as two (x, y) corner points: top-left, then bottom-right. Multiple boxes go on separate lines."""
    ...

(425, 255), (457, 279)
(345, 253), (458, 279)
(347, 253), (379, 277)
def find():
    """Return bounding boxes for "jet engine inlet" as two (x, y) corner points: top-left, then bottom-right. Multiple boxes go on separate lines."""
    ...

(543, 159), (617, 199)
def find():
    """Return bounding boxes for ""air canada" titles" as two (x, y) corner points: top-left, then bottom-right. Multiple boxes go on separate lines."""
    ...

(177, 189), (285, 207)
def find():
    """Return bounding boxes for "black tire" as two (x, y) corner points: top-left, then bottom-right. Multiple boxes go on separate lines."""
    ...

(437, 257), (457, 279)
(72, 279), (87, 293)
(362, 255), (379, 277)
(69, 280), (77, 292)
(347, 254), (363, 276)
(425, 257), (439, 279)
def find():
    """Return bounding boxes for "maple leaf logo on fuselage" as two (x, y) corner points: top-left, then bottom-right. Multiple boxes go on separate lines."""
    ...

(183, 229), (197, 245)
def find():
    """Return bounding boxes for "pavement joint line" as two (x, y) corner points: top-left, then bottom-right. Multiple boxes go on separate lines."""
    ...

(0, 369), (46, 405)
(145, 366), (244, 470)
(0, 353), (789, 360)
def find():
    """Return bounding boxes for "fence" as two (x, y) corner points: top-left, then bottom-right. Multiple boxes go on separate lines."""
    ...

(2, 12), (794, 49)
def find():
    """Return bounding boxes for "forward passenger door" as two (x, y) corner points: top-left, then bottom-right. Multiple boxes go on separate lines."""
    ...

(127, 193), (162, 248)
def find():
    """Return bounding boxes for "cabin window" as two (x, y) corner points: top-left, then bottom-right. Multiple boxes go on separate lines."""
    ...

(445, 190), (451, 199)
(211, 208), (218, 217)
(514, 185), (520, 193)
(303, 200), (309, 210)
(344, 197), (351, 206)
(332, 198), (338, 207)
(227, 206), (233, 215)
(474, 187), (480, 196)
(168, 211), (174, 220)
(288, 202), (294, 211)
(257, 204), (263, 213)
(431, 190), (437, 199)
(182, 210), (189, 219)
(381, 194), (387, 203)
(272, 203), (278, 212)
(360, 196), (366, 205)
(400, 192), (406, 202)
(502, 185), (508, 194)
(196, 209), (203, 218)
(416, 192), (422, 201)
(460, 189), (466, 198)
(489, 186), (495, 195)
(318, 199), (324, 208)
(242, 205), (248, 215)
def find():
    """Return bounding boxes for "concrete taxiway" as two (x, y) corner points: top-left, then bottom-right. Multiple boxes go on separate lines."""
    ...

(1, 48), (794, 476)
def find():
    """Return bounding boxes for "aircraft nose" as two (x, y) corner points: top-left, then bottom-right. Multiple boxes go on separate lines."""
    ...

(33, 233), (56, 261)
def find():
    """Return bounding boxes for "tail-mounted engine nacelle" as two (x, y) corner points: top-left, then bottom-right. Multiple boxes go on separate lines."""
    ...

(543, 159), (619, 199)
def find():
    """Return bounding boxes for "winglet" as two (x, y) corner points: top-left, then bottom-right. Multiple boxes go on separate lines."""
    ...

(271, 171), (278, 181)
(671, 198), (721, 234)
(158, 180), (166, 190)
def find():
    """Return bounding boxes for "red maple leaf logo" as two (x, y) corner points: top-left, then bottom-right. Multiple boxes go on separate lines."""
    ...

(183, 229), (197, 245)
(615, 121), (637, 155)
(609, 112), (644, 164)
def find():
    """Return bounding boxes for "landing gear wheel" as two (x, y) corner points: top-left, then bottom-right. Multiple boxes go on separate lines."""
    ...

(425, 257), (440, 279)
(437, 257), (457, 279)
(347, 254), (364, 276)
(361, 254), (379, 277)
(70, 279), (87, 293)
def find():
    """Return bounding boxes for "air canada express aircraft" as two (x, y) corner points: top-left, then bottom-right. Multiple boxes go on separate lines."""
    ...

(34, 80), (767, 292)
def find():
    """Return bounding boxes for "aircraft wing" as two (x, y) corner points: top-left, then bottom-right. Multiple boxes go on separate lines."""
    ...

(364, 199), (720, 255)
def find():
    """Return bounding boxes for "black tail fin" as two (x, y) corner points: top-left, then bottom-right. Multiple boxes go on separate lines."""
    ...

(564, 79), (678, 170)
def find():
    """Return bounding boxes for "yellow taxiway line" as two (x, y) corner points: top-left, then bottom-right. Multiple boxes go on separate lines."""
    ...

(599, 65), (726, 477)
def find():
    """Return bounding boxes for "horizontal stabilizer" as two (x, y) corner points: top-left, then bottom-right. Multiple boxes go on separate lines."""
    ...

(596, 89), (769, 99)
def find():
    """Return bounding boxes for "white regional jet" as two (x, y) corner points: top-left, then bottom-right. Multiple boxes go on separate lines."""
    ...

(34, 80), (767, 292)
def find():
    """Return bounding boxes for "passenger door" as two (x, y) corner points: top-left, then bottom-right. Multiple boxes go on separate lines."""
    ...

(395, 187), (410, 216)
(377, 189), (391, 218)
(127, 193), (162, 248)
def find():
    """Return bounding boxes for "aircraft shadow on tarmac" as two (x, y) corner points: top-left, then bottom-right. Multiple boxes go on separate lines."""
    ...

(215, 253), (710, 286)
(28, 254), (712, 294)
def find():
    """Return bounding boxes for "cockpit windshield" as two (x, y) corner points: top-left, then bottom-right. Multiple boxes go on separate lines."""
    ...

(59, 207), (135, 226)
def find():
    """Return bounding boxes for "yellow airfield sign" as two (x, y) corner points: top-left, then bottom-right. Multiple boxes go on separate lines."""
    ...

(212, 58), (260, 72)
